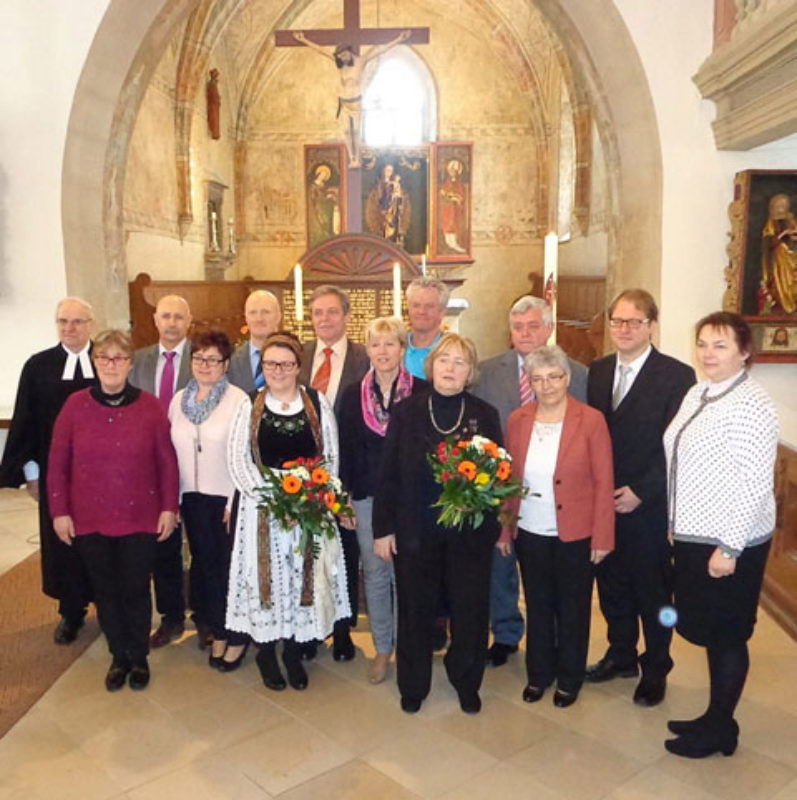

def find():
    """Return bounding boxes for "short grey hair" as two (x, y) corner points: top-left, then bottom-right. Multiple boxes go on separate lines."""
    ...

(510, 295), (551, 325)
(406, 277), (450, 309)
(309, 284), (350, 315)
(365, 316), (408, 347)
(524, 345), (571, 379)
(56, 296), (93, 319)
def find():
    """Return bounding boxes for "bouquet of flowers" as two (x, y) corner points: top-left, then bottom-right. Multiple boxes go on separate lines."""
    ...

(258, 456), (354, 558)
(427, 434), (526, 530)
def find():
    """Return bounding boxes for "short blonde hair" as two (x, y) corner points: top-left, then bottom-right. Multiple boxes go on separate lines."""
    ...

(365, 316), (407, 348)
(93, 329), (134, 358)
(425, 332), (479, 386)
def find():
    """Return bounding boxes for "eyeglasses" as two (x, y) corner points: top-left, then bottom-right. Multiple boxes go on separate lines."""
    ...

(530, 372), (566, 386)
(93, 355), (131, 367)
(609, 317), (650, 330)
(56, 318), (92, 327)
(191, 355), (225, 367)
(262, 360), (297, 372)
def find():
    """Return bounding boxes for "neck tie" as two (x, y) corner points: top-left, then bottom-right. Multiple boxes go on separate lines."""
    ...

(519, 369), (534, 406)
(253, 349), (265, 390)
(612, 364), (630, 411)
(160, 350), (177, 411)
(311, 347), (333, 395)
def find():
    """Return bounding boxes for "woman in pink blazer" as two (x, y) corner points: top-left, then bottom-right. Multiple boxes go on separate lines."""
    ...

(499, 346), (614, 707)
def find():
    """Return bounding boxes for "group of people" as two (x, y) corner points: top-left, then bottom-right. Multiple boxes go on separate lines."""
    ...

(0, 279), (779, 759)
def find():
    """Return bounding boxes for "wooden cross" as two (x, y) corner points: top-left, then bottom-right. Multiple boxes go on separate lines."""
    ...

(276, 0), (430, 233)
(275, 0), (429, 54)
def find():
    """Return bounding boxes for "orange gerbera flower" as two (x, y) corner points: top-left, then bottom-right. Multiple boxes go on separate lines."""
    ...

(457, 460), (477, 480)
(311, 467), (330, 485)
(496, 460), (511, 480)
(482, 441), (500, 458)
(282, 475), (303, 494)
(324, 491), (338, 509)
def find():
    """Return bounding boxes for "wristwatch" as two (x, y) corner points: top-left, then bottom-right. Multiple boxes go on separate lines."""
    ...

(720, 549), (735, 559)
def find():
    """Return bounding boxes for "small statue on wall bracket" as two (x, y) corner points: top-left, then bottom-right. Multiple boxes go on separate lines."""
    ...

(206, 68), (221, 140)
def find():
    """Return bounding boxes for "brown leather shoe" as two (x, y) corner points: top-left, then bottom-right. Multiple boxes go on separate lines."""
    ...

(150, 620), (184, 648)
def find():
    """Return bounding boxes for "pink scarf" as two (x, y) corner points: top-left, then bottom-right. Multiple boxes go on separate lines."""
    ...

(361, 365), (414, 436)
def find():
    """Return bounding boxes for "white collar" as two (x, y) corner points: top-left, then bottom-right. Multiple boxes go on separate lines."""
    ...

(61, 342), (94, 380)
(616, 344), (651, 375)
(159, 339), (186, 358)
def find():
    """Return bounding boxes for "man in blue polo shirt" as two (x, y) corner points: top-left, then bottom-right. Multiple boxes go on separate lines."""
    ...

(404, 277), (449, 378)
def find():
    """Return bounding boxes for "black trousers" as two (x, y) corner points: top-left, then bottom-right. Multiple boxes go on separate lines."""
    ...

(594, 514), (673, 679)
(515, 531), (592, 694)
(394, 525), (496, 702)
(181, 492), (233, 640)
(75, 532), (157, 664)
(152, 521), (185, 626)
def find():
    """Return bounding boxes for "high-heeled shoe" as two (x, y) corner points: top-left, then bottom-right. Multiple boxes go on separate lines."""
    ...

(217, 643), (248, 673)
(665, 719), (739, 759)
(282, 640), (308, 690)
(256, 646), (287, 691)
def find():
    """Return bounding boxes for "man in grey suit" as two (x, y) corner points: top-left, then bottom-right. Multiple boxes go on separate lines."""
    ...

(298, 285), (369, 661)
(472, 295), (588, 667)
(129, 294), (192, 648)
(228, 290), (282, 393)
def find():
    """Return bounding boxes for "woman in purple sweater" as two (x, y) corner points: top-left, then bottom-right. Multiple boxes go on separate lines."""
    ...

(49, 330), (179, 692)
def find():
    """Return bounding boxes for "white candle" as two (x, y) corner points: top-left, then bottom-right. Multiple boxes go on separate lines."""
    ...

(294, 263), (304, 322)
(543, 232), (558, 345)
(393, 262), (402, 317)
(421, 254), (427, 276)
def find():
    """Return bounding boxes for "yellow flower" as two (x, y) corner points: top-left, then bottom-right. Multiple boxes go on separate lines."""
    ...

(475, 472), (490, 485)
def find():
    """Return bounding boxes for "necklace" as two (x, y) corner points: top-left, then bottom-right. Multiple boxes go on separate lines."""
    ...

(428, 394), (465, 435)
(533, 420), (562, 443)
(267, 390), (295, 412)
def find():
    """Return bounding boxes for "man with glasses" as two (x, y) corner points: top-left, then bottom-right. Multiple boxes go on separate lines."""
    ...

(129, 295), (193, 648)
(298, 285), (369, 661)
(586, 289), (694, 706)
(0, 297), (96, 644)
(228, 290), (282, 393)
(473, 295), (588, 667)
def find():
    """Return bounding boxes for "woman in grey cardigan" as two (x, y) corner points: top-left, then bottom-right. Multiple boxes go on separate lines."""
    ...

(663, 311), (778, 759)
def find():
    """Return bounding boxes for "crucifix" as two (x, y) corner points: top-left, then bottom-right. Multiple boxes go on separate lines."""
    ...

(276, 0), (429, 232)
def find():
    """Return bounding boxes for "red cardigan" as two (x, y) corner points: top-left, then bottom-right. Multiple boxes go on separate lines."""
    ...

(500, 396), (615, 551)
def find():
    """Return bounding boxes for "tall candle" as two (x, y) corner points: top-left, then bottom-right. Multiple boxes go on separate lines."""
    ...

(421, 254), (427, 277)
(294, 264), (303, 322)
(393, 262), (402, 317)
(543, 232), (558, 345)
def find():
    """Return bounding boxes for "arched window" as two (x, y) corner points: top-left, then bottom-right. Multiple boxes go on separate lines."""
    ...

(363, 48), (436, 146)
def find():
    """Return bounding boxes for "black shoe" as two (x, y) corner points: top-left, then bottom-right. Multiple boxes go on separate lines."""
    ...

(300, 641), (318, 661)
(256, 647), (286, 691)
(128, 661), (150, 690)
(487, 642), (518, 667)
(553, 689), (578, 708)
(667, 714), (709, 736)
(664, 721), (738, 759)
(150, 620), (185, 649)
(333, 624), (355, 661)
(633, 677), (666, 707)
(208, 651), (225, 670)
(105, 660), (130, 692)
(283, 642), (309, 690)
(522, 685), (545, 703)
(401, 696), (422, 714)
(584, 655), (639, 683)
(217, 643), (249, 673)
(54, 617), (84, 645)
(458, 691), (482, 714)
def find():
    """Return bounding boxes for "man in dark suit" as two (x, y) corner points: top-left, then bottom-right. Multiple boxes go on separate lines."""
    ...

(0, 297), (96, 645)
(129, 294), (193, 648)
(586, 289), (695, 706)
(228, 290), (282, 393)
(473, 295), (588, 667)
(298, 285), (369, 660)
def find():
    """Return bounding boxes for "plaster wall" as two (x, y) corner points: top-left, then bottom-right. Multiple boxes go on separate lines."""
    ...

(0, 0), (109, 415)
(613, 0), (797, 443)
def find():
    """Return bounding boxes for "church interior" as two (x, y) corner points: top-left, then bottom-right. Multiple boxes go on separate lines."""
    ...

(1, 0), (796, 797)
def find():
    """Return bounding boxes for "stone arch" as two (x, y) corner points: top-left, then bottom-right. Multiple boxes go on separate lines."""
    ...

(62, 0), (661, 327)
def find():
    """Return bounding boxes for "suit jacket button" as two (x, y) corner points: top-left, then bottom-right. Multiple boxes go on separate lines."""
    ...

(556, 504), (562, 510)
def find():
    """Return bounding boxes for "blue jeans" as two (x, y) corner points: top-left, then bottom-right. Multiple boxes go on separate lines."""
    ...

(490, 547), (525, 646)
(353, 497), (396, 654)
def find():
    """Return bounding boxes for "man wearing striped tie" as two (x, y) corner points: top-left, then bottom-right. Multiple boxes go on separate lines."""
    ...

(473, 295), (587, 667)
(228, 290), (283, 393)
(129, 295), (193, 648)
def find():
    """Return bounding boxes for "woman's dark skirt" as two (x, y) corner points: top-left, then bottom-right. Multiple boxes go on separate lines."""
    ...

(673, 538), (771, 647)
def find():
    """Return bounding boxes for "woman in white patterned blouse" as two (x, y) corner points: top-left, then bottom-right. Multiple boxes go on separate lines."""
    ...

(663, 311), (778, 759)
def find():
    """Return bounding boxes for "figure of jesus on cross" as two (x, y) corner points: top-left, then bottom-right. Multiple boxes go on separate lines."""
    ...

(276, 0), (429, 170)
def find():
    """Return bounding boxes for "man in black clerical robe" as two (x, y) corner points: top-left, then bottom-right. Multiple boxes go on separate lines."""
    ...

(0, 297), (96, 644)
